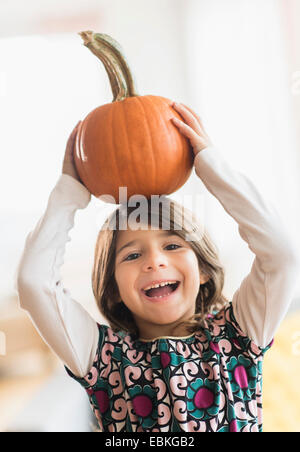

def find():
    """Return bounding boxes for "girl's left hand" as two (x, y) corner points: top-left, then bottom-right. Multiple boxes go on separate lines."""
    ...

(171, 102), (213, 157)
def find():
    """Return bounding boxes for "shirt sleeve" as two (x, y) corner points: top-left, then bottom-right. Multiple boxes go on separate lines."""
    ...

(194, 146), (300, 348)
(15, 173), (99, 378)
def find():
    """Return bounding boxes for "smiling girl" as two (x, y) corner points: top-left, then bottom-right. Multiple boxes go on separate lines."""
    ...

(16, 102), (300, 432)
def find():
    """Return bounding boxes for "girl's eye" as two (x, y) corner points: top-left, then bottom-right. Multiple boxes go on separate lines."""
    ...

(165, 244), (181, 251)
(124, 244), (181, 261)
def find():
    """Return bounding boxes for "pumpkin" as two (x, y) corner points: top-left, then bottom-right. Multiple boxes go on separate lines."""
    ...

(75, 31), (194, 204)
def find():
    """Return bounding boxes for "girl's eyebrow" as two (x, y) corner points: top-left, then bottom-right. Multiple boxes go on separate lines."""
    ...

(116, 231), (180, 256)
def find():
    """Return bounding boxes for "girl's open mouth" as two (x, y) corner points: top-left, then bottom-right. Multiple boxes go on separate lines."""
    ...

(140, 281), (181, 302)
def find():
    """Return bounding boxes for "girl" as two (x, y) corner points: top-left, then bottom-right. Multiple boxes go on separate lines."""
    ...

(16, 102), (300, 433)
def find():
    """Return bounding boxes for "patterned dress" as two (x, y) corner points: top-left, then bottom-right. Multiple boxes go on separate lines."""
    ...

(65, 302), (273, 432)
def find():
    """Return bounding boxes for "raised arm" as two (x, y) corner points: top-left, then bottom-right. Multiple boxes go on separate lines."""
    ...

(16, 124), (99, 378)
(172, 102), (300, 348)
(193, 147), (299, 347)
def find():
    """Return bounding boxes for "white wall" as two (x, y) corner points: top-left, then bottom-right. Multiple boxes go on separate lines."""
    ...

(182, 0), (300, 299)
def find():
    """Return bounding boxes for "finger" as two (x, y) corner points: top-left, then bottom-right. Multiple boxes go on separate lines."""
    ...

(173, 102), (205, 130)
(181, 104), (204, 127)
(172, 103), (203, 135)
(173, 102), (202, 126)
(171, 117), (203, 147)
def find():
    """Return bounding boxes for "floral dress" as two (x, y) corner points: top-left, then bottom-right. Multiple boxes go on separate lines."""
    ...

(65, 302), (273, 432)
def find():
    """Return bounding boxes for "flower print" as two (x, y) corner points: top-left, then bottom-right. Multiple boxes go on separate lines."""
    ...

(66, 304), (268, 432)
(226, 355), (257, 400)
(128, 384), (157, 429)
(182, 361), (200, 381)
(86, 379), (115, 418)
(126, 349), (145, 365)
(152, 348), (192, 384)
(94, 390), (110, 414)
(176, 341), (193, 358)
(232, 338), (241, 350)
(186, 378), (220, 421)
(111, 397), (128, 422)
(159, 347), (190, 367)
(209, 341), (220, 354)
(217, 420), (239, 433)
(124, 364), (143, 386)
(229, 419), (239, 432)
(160, 352), (171, 368)
(94, 409), (104, 431)
(88, 385), (111, 416)
(173, 399), (187, 423)
(84, 366), (98, 386)
(158, 402), (172, 426)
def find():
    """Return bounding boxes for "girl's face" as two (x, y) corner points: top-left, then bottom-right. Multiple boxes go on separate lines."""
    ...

(114, 228), (209, 340)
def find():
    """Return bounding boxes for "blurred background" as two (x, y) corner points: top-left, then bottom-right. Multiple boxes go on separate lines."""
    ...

(1, 0), (300, 432)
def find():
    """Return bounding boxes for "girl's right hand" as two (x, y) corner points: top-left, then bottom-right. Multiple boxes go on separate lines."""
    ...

(171, 102), (213, 157)
(62, 121), (82, 183)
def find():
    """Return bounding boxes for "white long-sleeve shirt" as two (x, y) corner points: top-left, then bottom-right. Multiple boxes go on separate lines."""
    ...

(16, 146), (300, 378)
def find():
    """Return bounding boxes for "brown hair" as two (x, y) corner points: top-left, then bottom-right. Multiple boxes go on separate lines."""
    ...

(92, 196), (228, 340)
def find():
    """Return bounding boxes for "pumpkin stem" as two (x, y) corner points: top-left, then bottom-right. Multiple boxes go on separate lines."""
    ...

(78, 31), (139, 102)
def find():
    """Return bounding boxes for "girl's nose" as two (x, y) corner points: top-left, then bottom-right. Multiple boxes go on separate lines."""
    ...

(142, 252), (168, 271)
(145, 262), (166, 271)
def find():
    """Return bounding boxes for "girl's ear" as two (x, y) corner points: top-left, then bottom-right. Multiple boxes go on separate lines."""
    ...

(200, 273), (210, 284)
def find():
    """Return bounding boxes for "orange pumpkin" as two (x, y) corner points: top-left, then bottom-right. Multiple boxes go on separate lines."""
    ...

(75, 31), (194, 204)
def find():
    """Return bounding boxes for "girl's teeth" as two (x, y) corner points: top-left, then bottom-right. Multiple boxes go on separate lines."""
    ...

(143, 281), (176, 291)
